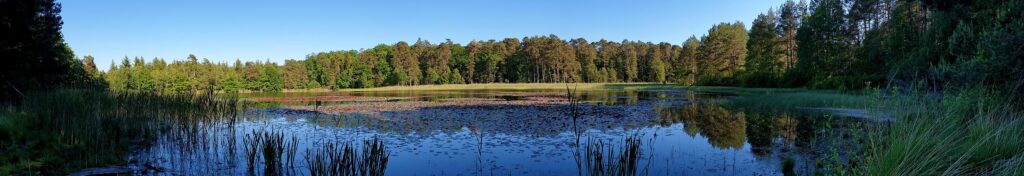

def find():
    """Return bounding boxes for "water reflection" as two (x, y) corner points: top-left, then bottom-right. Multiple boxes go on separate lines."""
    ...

(662, 103), (748, 149)
(657, 97), (870, 163)
(237, 89), (717, 107)
(133, 89), (870, 175)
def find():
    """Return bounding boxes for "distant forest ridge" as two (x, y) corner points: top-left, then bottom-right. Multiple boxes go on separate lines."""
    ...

(81, 0), (1022, 94)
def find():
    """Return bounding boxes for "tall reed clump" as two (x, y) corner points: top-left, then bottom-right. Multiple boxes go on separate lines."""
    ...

(305, 137), (390, 176)
(582, 136), (643, 176)
(862, 87), (1024, 175)
(564, 84), (648, 176)
(0, 89), (237, 175)
(242, 129), (299, 175)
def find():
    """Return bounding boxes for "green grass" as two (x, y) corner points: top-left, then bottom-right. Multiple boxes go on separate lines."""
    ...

(862, 87), (1024, 175)
(686, 86), (873, 111)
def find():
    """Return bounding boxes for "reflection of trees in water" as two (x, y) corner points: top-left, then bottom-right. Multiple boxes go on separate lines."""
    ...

(746, 113), (799, 155)
(660, 103), (748, 149)
(298, 103), (669, 136)
(658, 102), (803, 152)
(773, 115), (798, 146)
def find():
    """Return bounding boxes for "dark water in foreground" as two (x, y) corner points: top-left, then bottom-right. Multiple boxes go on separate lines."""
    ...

(132, 89), (869, 175)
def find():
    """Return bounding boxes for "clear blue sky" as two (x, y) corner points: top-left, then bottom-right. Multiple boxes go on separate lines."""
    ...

(59, 0), (786, 71)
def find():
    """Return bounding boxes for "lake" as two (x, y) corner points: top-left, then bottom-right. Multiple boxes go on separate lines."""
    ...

(130, 88), (871, 175)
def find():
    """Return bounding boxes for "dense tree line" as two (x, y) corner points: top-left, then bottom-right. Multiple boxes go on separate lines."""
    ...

(741, 0), (1023, 93)
(100, 35), (689, 92)
(104, 55), (282, 93)
(95, 0), (1023, 95)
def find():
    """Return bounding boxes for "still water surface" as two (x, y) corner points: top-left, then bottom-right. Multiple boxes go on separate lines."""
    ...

(132, 89), (868, 175)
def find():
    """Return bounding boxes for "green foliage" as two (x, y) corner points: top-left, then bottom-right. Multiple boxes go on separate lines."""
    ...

(449, 69), (465, 84)
(674, 37), (700, 86)
(697, 22), (748, 85)
(424, 68), (446, 85)
(281, 59), (309, 89)
(649, 57), (667, 84)
(386, 67), (408, 86)
(741, 11), (784, 87)
(259, 62), (284, 92)
(792, 0), (857, 89)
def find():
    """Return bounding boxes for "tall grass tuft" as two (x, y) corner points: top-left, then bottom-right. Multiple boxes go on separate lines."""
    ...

(241, 129), (300, 175)
(305, 137), (390, 176)
(862, 87), (1024, 175)
(243, 130), (262, 174)
(582, 136), (643, 176)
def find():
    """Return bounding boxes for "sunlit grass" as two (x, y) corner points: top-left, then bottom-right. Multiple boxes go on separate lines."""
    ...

(686, 86), (873, 111)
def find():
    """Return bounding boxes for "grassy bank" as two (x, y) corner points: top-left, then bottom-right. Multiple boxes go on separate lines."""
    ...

(0, 89), (237, 174)
(861, 87), (1024, 175)
(687, 86), (1024, 175)
(685, 86), (873, 111)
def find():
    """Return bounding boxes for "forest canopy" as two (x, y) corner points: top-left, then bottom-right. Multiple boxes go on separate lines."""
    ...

(56, 0), (1024, 98)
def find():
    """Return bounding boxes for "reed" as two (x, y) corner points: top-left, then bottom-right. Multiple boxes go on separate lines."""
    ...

(242, 130), (262, 174)
(305, 137), (390, 176)
(582, 136), (643, 176)
(241, 129), (300, 175)
(0, 89), (237, 174)
(861, 87), (1024, 175)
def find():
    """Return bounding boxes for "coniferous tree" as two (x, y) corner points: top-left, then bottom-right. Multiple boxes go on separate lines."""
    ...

(743, 10), (784, 87)
(777, 0), (806, 70)
(794, 0), (856, 88)
(676, 37), (700, 85)
(698, 22), (749, 85)
(1, 0), (88, 102)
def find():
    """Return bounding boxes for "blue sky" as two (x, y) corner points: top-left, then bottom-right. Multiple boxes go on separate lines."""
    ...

(59, 0), (786, 71)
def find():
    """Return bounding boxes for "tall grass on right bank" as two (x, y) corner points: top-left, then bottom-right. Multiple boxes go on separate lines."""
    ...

(862, 87), (1024, 175)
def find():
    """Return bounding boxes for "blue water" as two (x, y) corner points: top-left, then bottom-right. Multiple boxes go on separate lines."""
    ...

(132, 90), (859, 175)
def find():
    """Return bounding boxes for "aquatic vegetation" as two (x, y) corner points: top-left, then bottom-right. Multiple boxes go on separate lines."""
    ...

(242, 130), (261, 174)
(241, 129), (300, 175)
(95, 87), (873, 175)
(582, 136), (643, 176)
(782, 157), (796, 176)
(304, 137), (389, 176)
(0, 89), (237, 174)
(566, 85), (650, 176)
